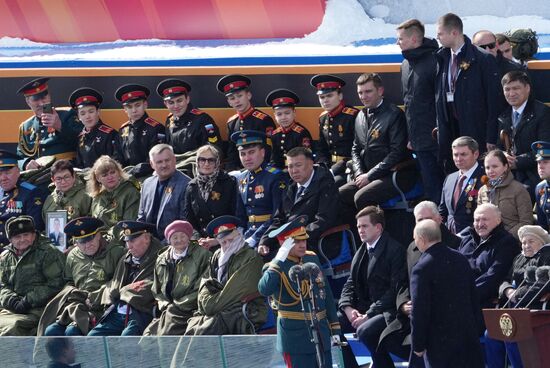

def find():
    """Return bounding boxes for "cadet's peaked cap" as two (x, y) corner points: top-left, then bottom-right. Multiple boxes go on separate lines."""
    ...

(216, 74), (251, 96)
(17, 77), (50, 100)
(156, 79), (191, 100)
(117, 220), (156, 241)
(206, 215), (243, 238)
(115, 84), (150, 104)
(268, 215), (309, 242)
(6, 216), (36, 239)
(310, 74), (345, 95)
(64, 217), (105, 243)
(266, 88), (300, 108)
(0, 150), (19, 171)
(69, 87), (103, 109)
(532, 141), (550, 161)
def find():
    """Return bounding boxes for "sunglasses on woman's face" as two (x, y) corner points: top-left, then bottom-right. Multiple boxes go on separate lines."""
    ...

(479, 42), (496, 50)
(197, 157), (216, 164)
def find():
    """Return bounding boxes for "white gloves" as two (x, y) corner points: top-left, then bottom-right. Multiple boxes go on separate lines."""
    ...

(245, 237), (257, 248)
(331, 335), (341, 345)
(274, 237), (295, 262)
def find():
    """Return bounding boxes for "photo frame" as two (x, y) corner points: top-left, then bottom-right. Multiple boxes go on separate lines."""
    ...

(46, 210), (68, 252)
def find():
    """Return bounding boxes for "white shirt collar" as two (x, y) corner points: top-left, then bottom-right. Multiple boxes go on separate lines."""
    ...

(459, 161), (479, 180)
(513, 99), (528, 115)
(367, 235), (382, 250)
(297, 169), (315, 190)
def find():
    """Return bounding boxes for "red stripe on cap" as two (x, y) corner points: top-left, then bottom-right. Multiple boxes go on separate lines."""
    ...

(316, 81), (341, 90)
(223, 80), (248, 93)
(122, 90), (147, 102)
(273, 97), (296, 106)
(214, 223), (237, 236)
(162, 86), (187, 96)
(23, 83), (48, 97)
(75, 95), (99, 105)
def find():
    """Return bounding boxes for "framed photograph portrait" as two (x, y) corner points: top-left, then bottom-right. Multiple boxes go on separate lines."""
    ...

(46, 210), (68, 252)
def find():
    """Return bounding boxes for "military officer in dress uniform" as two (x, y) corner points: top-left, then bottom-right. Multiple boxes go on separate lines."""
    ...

(266, 89), (312, 170)
(534, 141), (550, 230)
(217, 74), (276, 171)
(115, 84), (165, 177)
(157, 79), (221, 155)
(232, 130), (286, 254)
(69, 88), (124, 169)
(310, 74), (359, 187)
(16, 77), (82, 170)
(0, 150), (46, 249)
(258, 215), (341, 368)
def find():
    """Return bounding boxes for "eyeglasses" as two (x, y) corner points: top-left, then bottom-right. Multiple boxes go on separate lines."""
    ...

(197, 157), (217, 164)
(479, 42), (496, 50)
(53, 174), (73, 183)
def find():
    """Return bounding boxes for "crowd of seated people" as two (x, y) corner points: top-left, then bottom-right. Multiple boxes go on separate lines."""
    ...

(0, 11), (549, 368)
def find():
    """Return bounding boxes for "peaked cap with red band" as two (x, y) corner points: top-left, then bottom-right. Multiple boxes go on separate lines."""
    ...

(310, 74), (346, 95)
(69, 87), (103, 108)
(115, 84), (150, 104)
(156, 79), (191, 100)
(266, 88), (300, 109)
(216, 74), (251, 96)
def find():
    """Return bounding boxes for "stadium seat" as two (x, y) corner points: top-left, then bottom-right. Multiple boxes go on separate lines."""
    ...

(380, 158), (424, 213)
(242, 293), (277, 334)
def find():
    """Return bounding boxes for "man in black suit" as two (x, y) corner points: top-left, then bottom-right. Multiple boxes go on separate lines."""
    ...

(439, 136), (484, 234)
(497, 70), (550, 195)
(258, 146), (339, 257)
(410, 219), (484, 368)
(379, 201), (461, 365)
(338, 206), (406, 368)
(339, 73), (414, 226)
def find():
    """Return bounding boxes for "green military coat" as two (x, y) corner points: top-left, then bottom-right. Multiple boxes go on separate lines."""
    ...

(144, 242), (211, 335)
(42, 179), (92, 222)
(91, 179), (140, 241)
(0, 235), (65, 335)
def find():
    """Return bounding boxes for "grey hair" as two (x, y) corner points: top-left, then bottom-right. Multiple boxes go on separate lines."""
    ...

(475, 203), (502, 220)
(413, 201), (440, 219)
(149, 143), (174, 160)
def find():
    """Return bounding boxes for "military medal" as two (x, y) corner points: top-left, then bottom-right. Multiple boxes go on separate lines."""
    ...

(211, 191), (221, 201)
(338, 124), (343, 137)
(371, 128), (380, 139)
(254, 185), (265, 199)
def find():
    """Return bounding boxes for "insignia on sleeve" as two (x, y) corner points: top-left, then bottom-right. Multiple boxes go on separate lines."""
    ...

(34, 198), (42, 205)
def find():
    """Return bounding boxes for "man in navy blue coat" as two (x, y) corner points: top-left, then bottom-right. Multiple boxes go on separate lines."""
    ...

(411, 219), (484, 368)
(434, 13), (500, 171)
(137, 144), (191, 242)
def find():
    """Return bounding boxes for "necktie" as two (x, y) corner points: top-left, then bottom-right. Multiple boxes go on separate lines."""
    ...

(512, 111), (521, 129)
(295, 185), (305, 203)
(450, 53), (459, 92)
(453, 174), (466, 207)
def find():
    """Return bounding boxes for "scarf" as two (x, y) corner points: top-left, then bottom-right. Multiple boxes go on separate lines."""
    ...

(217, 229), (245, 283)
(196, 169), (219, 201)
(488, 174), (505, 203)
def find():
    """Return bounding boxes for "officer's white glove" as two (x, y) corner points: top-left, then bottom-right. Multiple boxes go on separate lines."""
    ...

(245, 237), (257, 248)
(274, 238), (295, 262)
(331, 335), (341, 345)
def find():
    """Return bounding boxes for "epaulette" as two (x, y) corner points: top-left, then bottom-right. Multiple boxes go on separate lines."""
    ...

(292, 125), (304, 133)
(227, 114), (239, 123)
(190, 108), (204, 115)
(98, 124), (114, 134)
(305, 250), (317, 256)
(252, 110), (268, 120)
(20, 181), (37, 191)
(319, 110), (329, 117)
(272, 127), (283, 134)
(120, 121), (131, 129)
(342, 107), (359, 116)
(144, 117), (161, 127)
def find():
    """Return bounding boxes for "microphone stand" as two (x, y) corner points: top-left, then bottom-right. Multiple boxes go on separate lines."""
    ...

(304, 265), (325, 368)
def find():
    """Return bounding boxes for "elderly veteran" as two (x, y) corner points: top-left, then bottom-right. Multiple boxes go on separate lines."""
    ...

(258, 215), (341, 368)
(88, 220), (162, 336)
(485, 225), (550, 368)
(39, 217), (125, 336)
(144, 220), (211, 335)
(0, 216), (65, 335)
(185, 215), (266, 335)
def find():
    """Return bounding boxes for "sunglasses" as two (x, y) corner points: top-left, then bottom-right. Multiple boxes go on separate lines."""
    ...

(479, 42), (496, 50)
(197, 157), (217, 164)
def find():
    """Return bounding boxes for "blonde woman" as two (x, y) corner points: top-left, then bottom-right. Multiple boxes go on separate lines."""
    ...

(88, 155), (140, 241)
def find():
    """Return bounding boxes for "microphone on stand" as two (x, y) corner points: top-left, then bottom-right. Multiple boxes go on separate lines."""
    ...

(289, 264), (305, 292)
(502, 266), (537, 308)
(525, 266), (550, 309)
(515, 267), (550, 308)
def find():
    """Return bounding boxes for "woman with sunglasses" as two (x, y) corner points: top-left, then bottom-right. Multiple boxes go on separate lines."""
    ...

(183, 145), (242, 251)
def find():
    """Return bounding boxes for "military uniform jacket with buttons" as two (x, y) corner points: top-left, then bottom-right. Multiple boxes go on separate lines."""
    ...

(351, 100), (411, 181)
(91, 179), (140, 242)
(0, 235), (65, 309)
(17, 109), (82, 165)
(165, 104), (221, 154)
(120, 113), (165, 166)
(75, 120), (124, 169)
(258, 251), (340, 354)
(0, 180), (46, 248)
(183, 171), (242, 238)
(536, 179), (550, 231)
(270, 122), (312, 169)
(316, 103), (359, 164)
(41, 179), (92, 223)
(225, 107), (276, 170)
(235, 165), (286, 246)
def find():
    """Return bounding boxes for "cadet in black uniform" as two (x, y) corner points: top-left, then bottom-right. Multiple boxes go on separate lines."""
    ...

(69, 88), (124, 169)
(115, 84), (165, 177)
(217, 74), (276, 171)
(157, 79), (221, 154)
(534, 141), (550, 230)
(310, 74), (359, 187)
(265, 89), (312, 170)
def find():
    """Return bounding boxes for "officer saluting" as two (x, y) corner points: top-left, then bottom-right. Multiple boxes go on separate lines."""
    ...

(217, 74), (276, 170)
(258, 215), (341, 368)
(310, 74), (359, 187)
(115, 84), (165, 177)
(157, 79), (221, 154)
(266, 89), (313, 170)
(69, 88), (124, 169)
(0, 150), (46, 248)
(232, 130), (286, 252)
(16, 77), (82, 170)
(534, 141), (550, 230)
